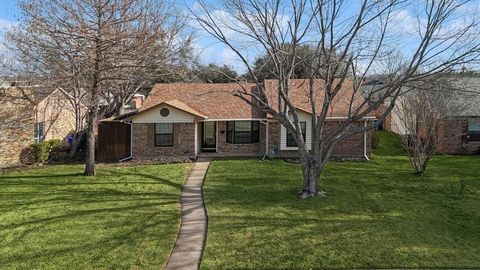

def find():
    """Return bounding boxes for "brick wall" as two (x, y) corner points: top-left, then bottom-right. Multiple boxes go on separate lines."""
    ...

(216, 121), (266, 155)
(36, 90), (78, 141)
(0, 88), (35, 167)
(0, 120), (34, 167)
(132, 123), (195, 159)
(268, 120), (371, 158)
(131, 120), (372, 160)
(375, 104), (392, 131)
(439, 118), (480, 154)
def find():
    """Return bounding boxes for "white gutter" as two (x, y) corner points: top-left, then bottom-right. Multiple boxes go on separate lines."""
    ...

(199, 116), (376, 122)
(265, 121), (269, 156)
(259, 120), (269, 159)
(260, 120), (269, 156)
(194, 121), (198, 157)
(325, 116), (377, 120)
(363, 120), (370, 161)
(200, 118), (268, 122)
(119, 121), (133, 162)
(216, 122), (219, 153)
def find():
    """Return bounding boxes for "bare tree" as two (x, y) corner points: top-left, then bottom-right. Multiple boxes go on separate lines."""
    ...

(0, 86), (35, 134)
(193, 0), (480, 197)
(6, 0), (193, 175)
(393, 79), (450, 174)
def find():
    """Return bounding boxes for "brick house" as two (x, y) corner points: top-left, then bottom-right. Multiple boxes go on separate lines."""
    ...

(124, 93), (145, 113)
(123, 79), (374, 160)
(0, 87), (82, 167)
(437, 78), (480, 154)
(370, 77), (480, 154)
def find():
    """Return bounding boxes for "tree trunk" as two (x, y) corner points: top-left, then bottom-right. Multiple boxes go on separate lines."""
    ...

(84, 109), (97, 176)
(85, 29), (101, 176)
(411, 152), (428, 175)
(69, 103), (83, 158)
(299, 157), (325, 198)
(117, 100), (125, 116)
(68, 132), (79, 158)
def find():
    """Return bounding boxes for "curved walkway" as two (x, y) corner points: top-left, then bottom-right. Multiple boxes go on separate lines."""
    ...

(165, 158), (211, 270)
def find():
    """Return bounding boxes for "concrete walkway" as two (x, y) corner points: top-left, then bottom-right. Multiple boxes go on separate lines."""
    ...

(165, 158), (211, 270)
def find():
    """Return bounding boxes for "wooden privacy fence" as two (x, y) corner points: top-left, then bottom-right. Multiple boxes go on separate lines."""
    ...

(97, 121), (131, 162)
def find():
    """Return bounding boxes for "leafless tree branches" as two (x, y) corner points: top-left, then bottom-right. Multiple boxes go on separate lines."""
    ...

(193, 0), (480, 197)
(5, 0), (194, 175)
(394, 79), (451, 174)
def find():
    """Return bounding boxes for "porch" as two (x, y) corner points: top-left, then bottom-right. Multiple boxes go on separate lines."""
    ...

(197, 152), (262, 158)
(196, 120), (268, 157)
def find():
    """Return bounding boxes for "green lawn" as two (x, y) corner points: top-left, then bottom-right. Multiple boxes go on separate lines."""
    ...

(0, 163), (190, 269)
(201, 131), (480, 269)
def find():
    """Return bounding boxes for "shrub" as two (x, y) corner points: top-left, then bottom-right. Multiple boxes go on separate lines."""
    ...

(30, 139), (62, 163)
(48, 139), (61, 148)
(31, 142), (51, 162)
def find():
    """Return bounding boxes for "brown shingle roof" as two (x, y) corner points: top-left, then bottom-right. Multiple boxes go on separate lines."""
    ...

(140, 80), (370, 119)
(264, 79), (368, 117)
(140, 83), (263, 119)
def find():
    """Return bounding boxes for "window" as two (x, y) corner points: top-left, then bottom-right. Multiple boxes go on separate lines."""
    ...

(286, 122), (306, 147)
(155, 123), (174, 147)
(226, 121), (259, 144)
(34, 122), (44, 143)
(468, 120), (480, 142)
(160, 108), (170, 117)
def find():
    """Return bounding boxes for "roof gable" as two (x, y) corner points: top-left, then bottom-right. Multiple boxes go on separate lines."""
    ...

(140, 83), (263, 119)
(140, 99), (207, 118)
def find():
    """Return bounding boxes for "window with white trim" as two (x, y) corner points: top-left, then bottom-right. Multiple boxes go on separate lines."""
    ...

(34, 122), (44, 143)
(286, 122), (306, 147)
(155, 123), (174, 147)
(226, 121), (260, 144)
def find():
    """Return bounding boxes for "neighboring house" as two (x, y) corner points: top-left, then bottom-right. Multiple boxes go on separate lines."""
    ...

(0, 87), (82, 167)
(437, 77), (480, 154)
(121, 79), (375, 160)
(361, 79), (393, 131)
(124, 93), (145, 113)
(367, 77), (480, 154)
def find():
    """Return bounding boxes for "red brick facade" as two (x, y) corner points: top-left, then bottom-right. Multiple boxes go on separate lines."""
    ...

(268, 121), (371, 158)
(438, 118), (480, 154)
(131, 120), (371, 160)
(375, 103), (392, 130)
(216, 121), (266, 155)
(132, 123), (196, 159)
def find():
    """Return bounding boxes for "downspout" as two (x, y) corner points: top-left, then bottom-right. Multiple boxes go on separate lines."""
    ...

(119, 121), (133, 162)
(265, 120), (269, 156)
(363, 120), (370, 161)
(259, 120), (269, 160)
(194, 121), (198, 158)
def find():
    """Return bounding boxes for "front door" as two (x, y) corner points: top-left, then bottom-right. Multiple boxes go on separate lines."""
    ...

(201, 122), (216, 151)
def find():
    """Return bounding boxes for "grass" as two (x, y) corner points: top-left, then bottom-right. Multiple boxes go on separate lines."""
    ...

(201, 131), (480, 269)
(0, 163), (191, 269)
(372, 129), (406, 156)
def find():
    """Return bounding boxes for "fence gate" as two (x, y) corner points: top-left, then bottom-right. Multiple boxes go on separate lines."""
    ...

(97, 121), (131, 162)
